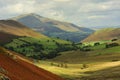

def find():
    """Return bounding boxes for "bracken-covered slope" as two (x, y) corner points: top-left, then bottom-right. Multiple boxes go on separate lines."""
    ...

(82, 28), (120, 42)
(0, 47), (64, 80)
(12, 13), (94, 42)
(0, 20), (48, 39)
(0, 32), (18, 44)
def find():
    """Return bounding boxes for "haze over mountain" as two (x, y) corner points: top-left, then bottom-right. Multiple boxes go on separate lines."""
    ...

(0, 20), (48, 39)
(12, 13), (94, 42)
(90, 26), (120, 30)
(83, 28), (120, 42)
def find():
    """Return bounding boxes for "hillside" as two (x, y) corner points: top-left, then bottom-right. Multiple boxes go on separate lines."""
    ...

(34, 41), (120, 80)
(0, 32), (18, 44)
(83, 28), (120, 42)
(0, 20), (48, 39)
(0, 47), (64, 80)
(4, 36), (77, 60)
(12, 13), (94, 42)
(52, 46), (120, 63)
(0, 20), (78, 60)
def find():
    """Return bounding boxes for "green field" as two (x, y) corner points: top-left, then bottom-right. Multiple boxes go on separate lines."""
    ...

(4, 36), (78, 59)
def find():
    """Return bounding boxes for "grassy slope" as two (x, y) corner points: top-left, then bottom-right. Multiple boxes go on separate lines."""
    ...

(36, 60), (120, 80)
(51, 46), (120, 63)
(83, 28), (120, 42)
(4, 36), (73, 59)
(35, 40), (120, 80)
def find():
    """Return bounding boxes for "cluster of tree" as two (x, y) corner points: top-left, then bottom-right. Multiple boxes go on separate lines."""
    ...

(94, 42), (100, 46)
(106, 42), (119, 48)
(81, 64), (89, 69)
(79, 42), (101, 51)
(50, 62), (68, 68)
(44, 42), (79, 59)
(80, 45), (92, 51)
(5, 39), (80, 60)
(111, 38), (118, 42)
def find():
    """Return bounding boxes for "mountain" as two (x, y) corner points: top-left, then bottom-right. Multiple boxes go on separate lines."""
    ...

(82, 28), (120, 42)
(0, 19), (77, 60)
(12, 13), (94, 42)
(0, 47), (64, 80)
(0, 20), (48, 39)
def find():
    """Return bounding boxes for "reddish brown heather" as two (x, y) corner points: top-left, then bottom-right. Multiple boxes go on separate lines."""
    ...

(0, 51), (64, 80)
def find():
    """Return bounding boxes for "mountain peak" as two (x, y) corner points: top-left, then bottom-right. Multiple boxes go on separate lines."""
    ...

(27, 13), (43, 18)
(12, 13), (43, 21)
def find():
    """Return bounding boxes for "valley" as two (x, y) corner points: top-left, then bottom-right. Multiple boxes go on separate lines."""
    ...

(35, 40), (120, 80)
(0, 11), (120, 80)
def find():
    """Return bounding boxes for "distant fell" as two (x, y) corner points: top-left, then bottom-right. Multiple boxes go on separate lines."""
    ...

(12, 13), (94, 42)
(82, 28), (120, 42)
(0, 20), (48, 39)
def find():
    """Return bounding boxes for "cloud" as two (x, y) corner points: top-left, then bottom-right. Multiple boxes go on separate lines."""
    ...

(53, 0), (71, 2)
(0, 0), (120, 27)
(87, 15), (106, 19)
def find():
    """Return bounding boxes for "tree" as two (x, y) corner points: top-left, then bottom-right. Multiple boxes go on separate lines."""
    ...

(56, 37), (60, 39)
(8, 47), (14, 51)
(94, 42), (100, 46)
(106, 43), (119, 48)
(64, 64), (68, 68)
(81, 64), (88, 69)
(47, 40), (50, 42)
(111, 38), (118, 42)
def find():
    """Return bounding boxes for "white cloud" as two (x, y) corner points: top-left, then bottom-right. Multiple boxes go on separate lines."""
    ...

(46, 10), (66, 21)
(0, 0), (120, 27)
(88, 15), (106, 19)
(53, 0), (71, 2)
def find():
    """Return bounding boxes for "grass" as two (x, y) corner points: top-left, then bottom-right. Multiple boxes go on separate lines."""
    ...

(34, 40), (120, 80)
(4, 36), (120, 80)
(35, 59), (120, 80)
(4, 36), (74, 59)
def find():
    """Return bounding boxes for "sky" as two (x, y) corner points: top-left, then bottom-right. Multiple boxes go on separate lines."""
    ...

(0, 0), (120, 28)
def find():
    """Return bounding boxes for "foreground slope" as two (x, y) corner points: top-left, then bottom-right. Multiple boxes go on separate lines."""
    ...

(12, 13), (94, 42)
(0, 20), (48, 39)
(83, 28), (120, 42)
(0, 47), (64, 80)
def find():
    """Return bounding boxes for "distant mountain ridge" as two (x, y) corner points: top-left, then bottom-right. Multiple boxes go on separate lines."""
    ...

(83, 28), (120, 42)
(90, 26), (120, 30)
(12, 13), (94, 42)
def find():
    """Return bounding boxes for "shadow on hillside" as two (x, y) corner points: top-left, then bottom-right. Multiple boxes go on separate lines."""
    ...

(79, 65), (120, 80)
